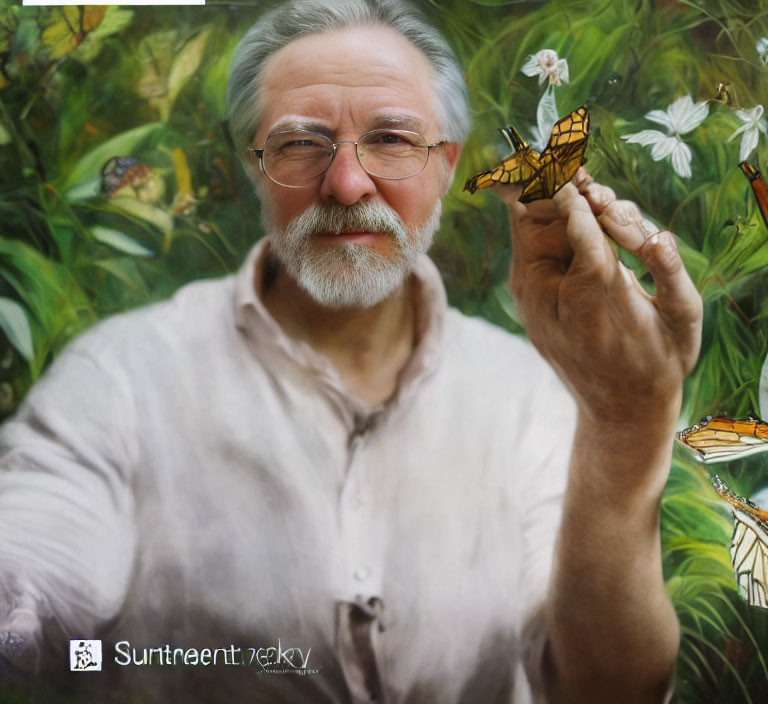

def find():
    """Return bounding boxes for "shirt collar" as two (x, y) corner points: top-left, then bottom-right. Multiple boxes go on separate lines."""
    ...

(233, 237), (447, 407)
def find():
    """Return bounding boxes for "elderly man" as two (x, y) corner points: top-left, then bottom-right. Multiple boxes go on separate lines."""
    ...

(0, 1), (701, 703)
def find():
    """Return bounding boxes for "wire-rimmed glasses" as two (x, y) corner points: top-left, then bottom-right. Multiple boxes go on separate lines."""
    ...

(247, 128), (445, 188)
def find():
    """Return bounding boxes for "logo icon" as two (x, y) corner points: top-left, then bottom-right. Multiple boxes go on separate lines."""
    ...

(69, 640), (102, 672)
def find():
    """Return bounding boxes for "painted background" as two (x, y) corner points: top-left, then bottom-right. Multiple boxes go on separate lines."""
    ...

(1, 0), (768, 700)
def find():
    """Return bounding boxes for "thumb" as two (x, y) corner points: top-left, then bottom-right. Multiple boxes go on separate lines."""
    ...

(492, 183), (524, 208)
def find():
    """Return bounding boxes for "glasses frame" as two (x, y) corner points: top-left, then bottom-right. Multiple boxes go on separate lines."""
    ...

(247, 128), (446, 188)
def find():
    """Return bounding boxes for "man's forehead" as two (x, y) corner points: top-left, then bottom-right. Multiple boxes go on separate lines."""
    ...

(257, 26), (439, 139)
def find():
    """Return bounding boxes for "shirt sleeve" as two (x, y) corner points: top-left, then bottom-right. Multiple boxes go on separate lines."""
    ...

(516, 376), (577, 702)
(0, 334), (138, 671)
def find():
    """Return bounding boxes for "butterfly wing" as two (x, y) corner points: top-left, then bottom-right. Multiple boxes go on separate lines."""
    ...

(464, 107), (589, 200)
(739, 161), (768, 230)
(675, 415), (768, 464)
(731, 507), (768, 608)
(464, 127), (542, 194)
(521, 105), (590, 203)
(711, 475), (768, 608)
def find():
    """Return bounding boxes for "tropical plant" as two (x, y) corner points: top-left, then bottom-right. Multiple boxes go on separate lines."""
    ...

(1, 0), (768, 701)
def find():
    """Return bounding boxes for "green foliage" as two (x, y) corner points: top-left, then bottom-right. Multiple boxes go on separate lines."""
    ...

(2, 0), (768, 700)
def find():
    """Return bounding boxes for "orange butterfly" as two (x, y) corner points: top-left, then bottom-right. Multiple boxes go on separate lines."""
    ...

(464, 106), (590, 203)
(711, 474), (768, 608)
(739, 161), (768, 230)
(675, 415), (768, 464)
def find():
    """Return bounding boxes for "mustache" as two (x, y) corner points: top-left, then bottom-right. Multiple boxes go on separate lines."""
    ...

(284, 202), (409, 243)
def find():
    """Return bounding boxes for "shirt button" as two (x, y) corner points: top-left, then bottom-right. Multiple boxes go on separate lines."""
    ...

(353, 566), (371, 581)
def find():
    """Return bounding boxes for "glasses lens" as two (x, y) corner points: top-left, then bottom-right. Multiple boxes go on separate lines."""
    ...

(262, 131), (333, 187)
(358, 130), (429, 179)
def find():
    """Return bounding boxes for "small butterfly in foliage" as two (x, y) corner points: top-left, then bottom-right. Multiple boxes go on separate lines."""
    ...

(464, 106), (590, 203)
(100, 156), (163, 202)
(739, 161), (768, 230)
(675, 414), (768, 464)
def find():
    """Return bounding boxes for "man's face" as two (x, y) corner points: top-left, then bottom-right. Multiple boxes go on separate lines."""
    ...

(252, 26), (460, 308)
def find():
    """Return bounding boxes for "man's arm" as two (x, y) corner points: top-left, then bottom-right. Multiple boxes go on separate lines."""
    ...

(0, 337), (137, 671)
(500, 171), (702, 702)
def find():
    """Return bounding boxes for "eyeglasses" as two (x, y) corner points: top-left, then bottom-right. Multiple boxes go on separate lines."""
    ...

(247, 129), (446, 188)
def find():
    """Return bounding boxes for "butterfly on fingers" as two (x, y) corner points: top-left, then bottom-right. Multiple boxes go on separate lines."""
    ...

(739, 161), (768, 230)
(710, 474), (768, 609)
(464, 106), (590, 202)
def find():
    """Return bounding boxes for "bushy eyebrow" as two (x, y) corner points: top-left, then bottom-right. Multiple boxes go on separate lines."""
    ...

(267, 119), (330, 135)
(266, 114), (428, 138)
(369, 115), (426, 132)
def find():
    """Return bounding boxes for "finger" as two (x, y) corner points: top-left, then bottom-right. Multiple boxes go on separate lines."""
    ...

(503, 188), (572, 262)
(583, 183), (616, 215)
(554, 184), (616, 277)
(492, 183), (524, 209)
(571, 167), (593, 191)
(597, 200), (659, 253)
(640, 230), (701, 322)
(521, 220), (575, 261)
(510, 257), (568, 333)
(571, 168), (615, 214)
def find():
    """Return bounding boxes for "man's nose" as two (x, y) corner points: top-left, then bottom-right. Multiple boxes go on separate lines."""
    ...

(319, 142), (377, 205)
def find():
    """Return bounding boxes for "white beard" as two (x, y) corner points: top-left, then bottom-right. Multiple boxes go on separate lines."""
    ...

(264, 199), (442, 309)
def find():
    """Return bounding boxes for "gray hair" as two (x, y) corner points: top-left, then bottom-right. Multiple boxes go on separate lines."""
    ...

(226, 0), (470, 155)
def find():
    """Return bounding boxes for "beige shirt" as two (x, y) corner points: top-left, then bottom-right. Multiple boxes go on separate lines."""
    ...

(0, 239), (576, 703)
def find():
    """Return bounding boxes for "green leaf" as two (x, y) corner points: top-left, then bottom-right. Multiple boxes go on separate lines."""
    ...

(63, 122), (163, 191)
(166, 27), (211, 115)
(92, 259), (150, 294)
(87, 6), (133, 42)
(91, 226), (155, 258)
(108, 198), (173, 235)
(0, 296), (33, 362)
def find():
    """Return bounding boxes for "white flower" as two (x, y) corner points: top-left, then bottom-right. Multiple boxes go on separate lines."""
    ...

(757, 36), (768, 64)
(528, 85), (559, 150)
(621, 95), (709, 178)
(728, 104), (767, 161)
(521, 49), (569, 87)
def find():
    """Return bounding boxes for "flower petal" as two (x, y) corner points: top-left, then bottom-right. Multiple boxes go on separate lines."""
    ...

(645, 109), (676, 131)
(536, 86), (558, 146)
(675, 100), (709, 134)
(622, 129), (668, 146)
(735, 105), (764, 124)
(650, 135), (680, 161)
(664, 95), (695, 127)
(739, 127), (759, 162)
(670, 140), (692, 178)
(521, 55), (540, 77)
(728, 123), (749, 142)
(529, 126), (545, 152)
(556, 58), (569, 84)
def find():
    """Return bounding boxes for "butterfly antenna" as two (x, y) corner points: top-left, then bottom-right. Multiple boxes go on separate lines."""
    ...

(499, 126), (528, 153)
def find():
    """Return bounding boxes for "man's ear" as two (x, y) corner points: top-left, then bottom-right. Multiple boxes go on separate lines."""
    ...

(439, 142), (462, 196)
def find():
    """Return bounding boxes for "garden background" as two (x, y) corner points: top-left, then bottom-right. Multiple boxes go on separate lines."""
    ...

(1, 0), (768, 701)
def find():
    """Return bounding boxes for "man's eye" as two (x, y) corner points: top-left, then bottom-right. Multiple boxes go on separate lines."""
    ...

(376, 132), (406, 144)
(288, 139), (322, 148)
